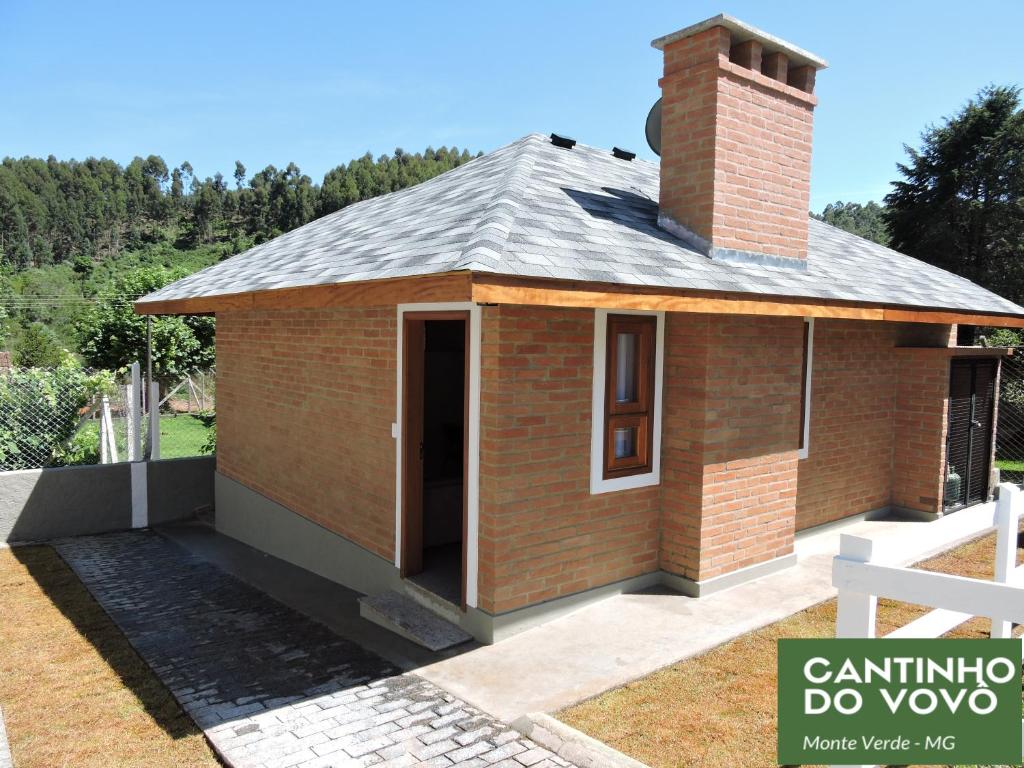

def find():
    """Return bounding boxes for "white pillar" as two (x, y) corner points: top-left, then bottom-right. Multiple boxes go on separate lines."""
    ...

(149, 380), (160, 461)
(129, 362), (142, 462)
(130, 460), (147, 529)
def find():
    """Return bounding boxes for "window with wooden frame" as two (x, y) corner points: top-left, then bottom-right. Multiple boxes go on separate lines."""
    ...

(603, 314), (657, 479)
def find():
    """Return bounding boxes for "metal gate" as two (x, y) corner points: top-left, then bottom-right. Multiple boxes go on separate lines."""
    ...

(944, 358), (997, 510)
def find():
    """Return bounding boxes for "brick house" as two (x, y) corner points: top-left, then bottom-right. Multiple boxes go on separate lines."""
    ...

(138, 14), (1024, 644)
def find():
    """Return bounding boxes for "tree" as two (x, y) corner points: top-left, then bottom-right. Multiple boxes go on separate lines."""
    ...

(72, 252), (93, 282)
(815, 200), (889, 245)
(13, 322), (64, 367)
(76, 267), (215, 381)
(170, 167), (184, 204)
(234, 161), (246, 190)
(885, 85), (1024, 302)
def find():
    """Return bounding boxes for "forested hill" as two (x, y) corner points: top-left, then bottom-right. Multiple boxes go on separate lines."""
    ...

(0, 146), (480, 366)
(0, 147), (480, 272)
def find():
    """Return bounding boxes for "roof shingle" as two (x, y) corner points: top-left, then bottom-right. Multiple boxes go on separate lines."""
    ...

(139, 133), (1024, 317)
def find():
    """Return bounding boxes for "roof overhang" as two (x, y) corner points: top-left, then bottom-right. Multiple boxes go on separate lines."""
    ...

(134, 272), (475, 316)
(134, 271), (1024, 329)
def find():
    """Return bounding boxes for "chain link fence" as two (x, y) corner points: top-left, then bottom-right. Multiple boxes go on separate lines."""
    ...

(0, 364), (111, 470)
(0, 364), (215, 471)
(155, 370), (216, 459)
(996, 353), (1024, 486)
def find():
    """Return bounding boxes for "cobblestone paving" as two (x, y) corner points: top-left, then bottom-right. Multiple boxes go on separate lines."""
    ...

(55, 531), (572, 768)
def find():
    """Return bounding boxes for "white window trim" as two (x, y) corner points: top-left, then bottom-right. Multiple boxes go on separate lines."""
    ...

(394, 302), (482, 608)
(590, 308), (665, 494)
(799, 317), (814, 461)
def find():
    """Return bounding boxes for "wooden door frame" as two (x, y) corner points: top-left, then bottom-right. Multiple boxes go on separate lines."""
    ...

(397, 306), (476, 610)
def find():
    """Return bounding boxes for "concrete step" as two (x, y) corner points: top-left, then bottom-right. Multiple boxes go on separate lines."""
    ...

(358, 591), (472, 651)
(402, 577), (462, 625)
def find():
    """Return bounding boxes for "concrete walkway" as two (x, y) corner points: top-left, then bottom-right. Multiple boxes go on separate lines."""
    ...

(155, 515), (962, 725)
(55, 531), (574, 768)
(417, 515), (945, 721)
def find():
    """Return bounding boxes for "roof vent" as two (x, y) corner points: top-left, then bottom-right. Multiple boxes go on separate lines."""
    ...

(612, 147), (636, 161)
(550, 133), (576, 149)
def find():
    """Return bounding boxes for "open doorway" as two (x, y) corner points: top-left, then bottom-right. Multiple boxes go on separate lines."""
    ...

(401, 313), (467, 607)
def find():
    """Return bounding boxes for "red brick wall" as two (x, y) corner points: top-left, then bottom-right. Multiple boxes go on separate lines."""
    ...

(216, 307), (397, 559)
(796, 321), (899, 530)
(213, 302), (958, 611)
(892, 351), (950, 515)
(658, 314), (710, 580)
(697, 316), (802, 578)
(477, 305), (660, 614)
(796, 322), (956, 527)
(661, 314), (803, 581)
(659, 26), (816, 260)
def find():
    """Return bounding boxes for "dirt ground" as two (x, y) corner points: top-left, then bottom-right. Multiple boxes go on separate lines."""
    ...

(0, 545), (222, 768)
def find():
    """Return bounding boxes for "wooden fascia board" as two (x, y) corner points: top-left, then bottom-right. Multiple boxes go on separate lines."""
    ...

(881, 308), (1024, 328)
(470, 278), (882, 320)
(893, 346), (1014, 358)
(469, 275), (1024, 328)
(132, 268), (1024, 330)
(133, 272), (473, 315)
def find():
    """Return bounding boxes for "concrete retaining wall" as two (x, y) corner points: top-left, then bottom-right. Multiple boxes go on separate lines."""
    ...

(215, 472), (402, 597)
(148, 456), (215, 526)
(0, 456), (215, 543)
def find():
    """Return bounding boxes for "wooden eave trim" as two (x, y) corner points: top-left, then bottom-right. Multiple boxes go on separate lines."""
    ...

(133, 272), (473, 315)
(893, 346), (1014, 358)
(880, 308), (1024, 328)
(469, 274), (1024, 328)
(133, 268), (1024, 330)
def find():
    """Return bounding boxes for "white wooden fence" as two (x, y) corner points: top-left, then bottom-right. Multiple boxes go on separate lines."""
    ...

(833, 483), (1024, 642)
(831, 483), (1024, 768)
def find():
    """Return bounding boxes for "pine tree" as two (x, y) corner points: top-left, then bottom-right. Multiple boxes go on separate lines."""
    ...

(885, 85), (1024, 302)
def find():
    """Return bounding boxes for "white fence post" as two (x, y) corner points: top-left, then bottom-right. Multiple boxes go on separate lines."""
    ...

(129, 362), (142, 461)
(99, 396), (109, 464)
(993, 483), (1022, 639)
(834, 534), (878, 639)
(100, 395), (118, 464)
(149, 380), (160, 460)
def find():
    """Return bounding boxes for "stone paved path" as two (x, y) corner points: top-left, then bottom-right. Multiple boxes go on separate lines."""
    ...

(55, 531), (572, 768)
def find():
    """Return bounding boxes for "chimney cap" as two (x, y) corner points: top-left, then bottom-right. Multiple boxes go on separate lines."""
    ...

(651, 13), (828, 71)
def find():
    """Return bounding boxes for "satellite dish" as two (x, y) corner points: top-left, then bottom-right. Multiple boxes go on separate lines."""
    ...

(645, 98), (662, 157)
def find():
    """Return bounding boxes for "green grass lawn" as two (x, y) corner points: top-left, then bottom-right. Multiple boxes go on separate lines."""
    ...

(157, 414), (213, 459)
(76, 413), (213, 461)
(995, 458), (1024, 472)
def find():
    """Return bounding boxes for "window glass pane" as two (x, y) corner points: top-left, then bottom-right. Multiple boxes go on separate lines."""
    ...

(615, 332), (638, 403)
(614, 425), (638, 459)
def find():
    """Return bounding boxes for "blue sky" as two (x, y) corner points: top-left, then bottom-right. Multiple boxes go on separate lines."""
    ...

(2, 1), (1022, 211)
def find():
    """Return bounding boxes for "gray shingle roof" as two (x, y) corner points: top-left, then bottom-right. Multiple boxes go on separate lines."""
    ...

(139, 133), (1024, 317)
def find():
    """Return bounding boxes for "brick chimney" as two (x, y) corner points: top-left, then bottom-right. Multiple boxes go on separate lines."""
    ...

(652, 15), (827, 267)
